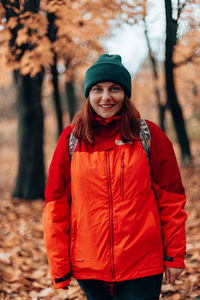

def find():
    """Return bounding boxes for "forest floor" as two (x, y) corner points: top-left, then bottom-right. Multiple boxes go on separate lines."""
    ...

(0, 115), (200, 300)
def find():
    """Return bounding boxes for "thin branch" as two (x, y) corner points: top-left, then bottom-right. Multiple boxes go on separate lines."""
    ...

(178, 0), (187, 19)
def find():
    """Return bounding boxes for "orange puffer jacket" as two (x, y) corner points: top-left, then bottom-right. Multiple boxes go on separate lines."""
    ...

(43, 119), (187, 289)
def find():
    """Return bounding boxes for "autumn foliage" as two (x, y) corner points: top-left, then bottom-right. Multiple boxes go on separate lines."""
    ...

(0, 0), (122, 79)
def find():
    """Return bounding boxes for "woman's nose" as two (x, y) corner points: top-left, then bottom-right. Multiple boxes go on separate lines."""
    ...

(102, 90), (111, 101)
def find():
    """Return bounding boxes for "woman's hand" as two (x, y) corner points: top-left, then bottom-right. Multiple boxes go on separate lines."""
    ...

(165, 267), (184, 284)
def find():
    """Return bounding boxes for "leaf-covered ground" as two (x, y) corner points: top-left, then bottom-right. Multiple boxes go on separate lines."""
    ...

(0, 117), (200, 299)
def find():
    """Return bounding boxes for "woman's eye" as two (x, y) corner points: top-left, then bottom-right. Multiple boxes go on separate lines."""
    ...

(93, 87), (102, 92)
(112, 86), (120, 91)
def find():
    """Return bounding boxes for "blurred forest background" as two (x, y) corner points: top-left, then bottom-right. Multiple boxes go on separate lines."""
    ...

(0, 0), (200, 299)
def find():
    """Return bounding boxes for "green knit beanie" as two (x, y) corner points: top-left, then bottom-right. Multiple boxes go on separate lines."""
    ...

(84, 54), (131, 98)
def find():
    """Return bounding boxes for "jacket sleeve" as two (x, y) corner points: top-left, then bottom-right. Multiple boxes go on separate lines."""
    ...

(43, 126), (72, 289)
(146, 120), (187, 269)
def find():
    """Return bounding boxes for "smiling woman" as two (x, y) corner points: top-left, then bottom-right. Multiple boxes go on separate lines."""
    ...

(71, 54), (140, 144)
(89, 82), (125, 119)
(43, 54), (187, 300)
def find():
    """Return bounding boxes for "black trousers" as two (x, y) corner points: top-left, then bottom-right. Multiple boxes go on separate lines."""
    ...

(78, 273), (163, 300)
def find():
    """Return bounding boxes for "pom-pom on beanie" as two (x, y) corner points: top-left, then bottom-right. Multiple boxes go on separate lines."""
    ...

(84, 54), (131, 98)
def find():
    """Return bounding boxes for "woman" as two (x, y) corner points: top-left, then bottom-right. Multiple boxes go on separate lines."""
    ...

(43, 54), (187, 300)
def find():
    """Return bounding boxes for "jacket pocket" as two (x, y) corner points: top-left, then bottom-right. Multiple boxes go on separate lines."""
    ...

(149, 210), (161, 246)
(120, 152), (125, 197)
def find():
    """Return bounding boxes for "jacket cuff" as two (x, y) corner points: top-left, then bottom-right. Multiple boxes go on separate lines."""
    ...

(164, 255), (173, 262)
(53, 272), (71, 289)
(164, 256), (185, 269)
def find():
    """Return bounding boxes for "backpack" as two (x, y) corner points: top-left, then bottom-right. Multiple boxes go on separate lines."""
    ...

(69, 119), (151, 161)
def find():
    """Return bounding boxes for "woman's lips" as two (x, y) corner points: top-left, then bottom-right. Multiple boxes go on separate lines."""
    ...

(99, 104), (114, 109)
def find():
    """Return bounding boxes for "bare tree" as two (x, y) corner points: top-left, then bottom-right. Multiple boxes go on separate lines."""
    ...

(143, 17), (167, 132)
(164, 0), (192, 164)
(2, 0), (46, 199)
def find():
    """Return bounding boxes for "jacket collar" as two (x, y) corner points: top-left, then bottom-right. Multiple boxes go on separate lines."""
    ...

(95, 114), (122, 126)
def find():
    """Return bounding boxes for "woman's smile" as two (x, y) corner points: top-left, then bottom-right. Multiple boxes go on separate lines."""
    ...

(99, 104), (115, 109)
(89, 82), (125, 119)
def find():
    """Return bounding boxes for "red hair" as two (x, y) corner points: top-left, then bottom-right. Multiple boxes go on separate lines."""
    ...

(72, 96), (140, 144)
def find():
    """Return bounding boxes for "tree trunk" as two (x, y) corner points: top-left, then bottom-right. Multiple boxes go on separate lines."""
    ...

(3, 0), (45, 199)
(144, 21), (167, 131)
(24, 0), (40, 12)
(47, 12), (63, 137)
(51, 54), (63, 137)
(65, 81), (78, 122)
(164, 0), (192, 164)
(13, 71), (45, 199)
(155, 89), (166, 132)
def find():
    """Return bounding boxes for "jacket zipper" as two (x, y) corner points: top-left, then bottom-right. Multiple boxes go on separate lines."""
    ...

(120, 152), (125, 197)
(106, 150), (116, 281)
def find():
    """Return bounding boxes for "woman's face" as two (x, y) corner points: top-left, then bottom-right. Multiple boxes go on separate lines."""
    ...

(89, 82), (125, 119)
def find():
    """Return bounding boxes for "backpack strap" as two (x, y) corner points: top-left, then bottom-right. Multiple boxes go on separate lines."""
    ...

(139, 119), (151, 162)
(69, 131), (78, 160)
(69, 119), (151, 161)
